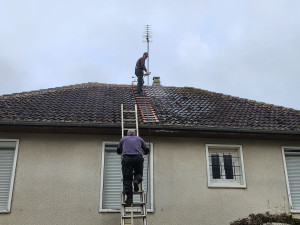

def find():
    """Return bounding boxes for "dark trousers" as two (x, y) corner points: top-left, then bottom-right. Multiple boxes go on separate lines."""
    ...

(135, 69), (144, 94)
(122, 155), (144, 199)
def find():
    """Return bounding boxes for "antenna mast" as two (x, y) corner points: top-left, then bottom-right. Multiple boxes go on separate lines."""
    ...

(143, 25), (152, 86)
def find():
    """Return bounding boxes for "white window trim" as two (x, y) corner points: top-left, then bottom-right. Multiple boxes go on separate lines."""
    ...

(205, 144), (246, 188)
(282, 146), (300, 213)
(0, 139), (19, 213)
(99, 141), (154, 213)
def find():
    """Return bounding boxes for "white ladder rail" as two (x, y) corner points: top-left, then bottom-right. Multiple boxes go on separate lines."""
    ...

(121, 182), (148, 225)
(121, 104), (139, 137)
(120, 104), (147, 225)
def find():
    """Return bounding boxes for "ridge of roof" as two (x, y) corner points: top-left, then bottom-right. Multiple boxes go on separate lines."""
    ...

(0, 82), (131, 100)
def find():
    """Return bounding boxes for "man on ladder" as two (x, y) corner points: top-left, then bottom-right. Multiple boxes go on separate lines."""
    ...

(117, 129), (150, 205)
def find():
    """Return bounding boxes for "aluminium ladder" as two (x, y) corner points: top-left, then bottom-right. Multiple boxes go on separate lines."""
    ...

(121, 104), (139, 137)
(120, 104), (148, 225)
(120, 182), (148, 225)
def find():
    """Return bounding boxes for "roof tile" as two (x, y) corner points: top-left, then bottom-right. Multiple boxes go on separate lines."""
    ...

(0, 82), (299, 132)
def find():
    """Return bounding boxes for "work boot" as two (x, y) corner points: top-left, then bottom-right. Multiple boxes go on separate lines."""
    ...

(125, 198), (133, 206)
(133, 180), (139, 192)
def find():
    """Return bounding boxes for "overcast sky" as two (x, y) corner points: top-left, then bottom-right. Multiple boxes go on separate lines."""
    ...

(1, 0), (300, 109)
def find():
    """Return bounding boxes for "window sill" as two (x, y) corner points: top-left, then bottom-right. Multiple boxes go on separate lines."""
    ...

(208, 183), (246, 188)
(99, 209), (154, 213)
(0, 210), (10, 214)
(290, 209), (300, 214)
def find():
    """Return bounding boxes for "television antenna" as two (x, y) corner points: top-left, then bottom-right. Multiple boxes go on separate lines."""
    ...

(143, 25), (152, 86)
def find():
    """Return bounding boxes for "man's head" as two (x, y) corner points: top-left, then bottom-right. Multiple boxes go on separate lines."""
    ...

(143, 52), (148, 59)
(127, 129), (136, 136)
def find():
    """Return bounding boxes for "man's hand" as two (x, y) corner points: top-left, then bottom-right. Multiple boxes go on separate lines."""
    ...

(146, 71), (151, 76)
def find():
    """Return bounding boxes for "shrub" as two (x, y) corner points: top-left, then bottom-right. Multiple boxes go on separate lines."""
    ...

(230, 212), (300, 225)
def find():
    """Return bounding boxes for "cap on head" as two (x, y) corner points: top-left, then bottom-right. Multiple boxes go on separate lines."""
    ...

(127, 129), (136, 136)
(143, 52), (148, 57)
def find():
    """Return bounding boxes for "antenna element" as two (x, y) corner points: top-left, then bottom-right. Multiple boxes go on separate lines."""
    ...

(143, 25), (152, 86)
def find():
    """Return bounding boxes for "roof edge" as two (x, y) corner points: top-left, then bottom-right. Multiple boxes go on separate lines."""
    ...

(0, 120), (299, 135)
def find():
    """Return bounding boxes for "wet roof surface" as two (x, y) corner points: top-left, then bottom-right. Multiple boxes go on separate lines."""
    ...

(0, 82), (299, 132)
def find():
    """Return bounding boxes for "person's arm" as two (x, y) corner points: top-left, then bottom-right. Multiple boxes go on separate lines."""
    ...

(117, 140), (123, 155)
(141, 58), (147, 72)
(141, 139), (150, 155)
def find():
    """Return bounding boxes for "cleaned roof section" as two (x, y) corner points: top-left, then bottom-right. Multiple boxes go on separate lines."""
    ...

(0, 82), (300, 132)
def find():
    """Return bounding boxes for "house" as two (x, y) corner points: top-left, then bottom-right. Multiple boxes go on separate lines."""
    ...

(0, 82), (300, 225)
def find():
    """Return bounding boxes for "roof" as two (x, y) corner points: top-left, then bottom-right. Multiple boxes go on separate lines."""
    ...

(0, 82), (300, 133)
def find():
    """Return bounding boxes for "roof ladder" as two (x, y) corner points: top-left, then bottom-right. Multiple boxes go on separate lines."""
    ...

(121, 104), (139, 137)
(121, 182), (148, 225)
(131, 83), (159, 123)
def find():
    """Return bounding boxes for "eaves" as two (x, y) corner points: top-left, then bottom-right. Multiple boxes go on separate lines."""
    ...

(0, 120), (300, 141)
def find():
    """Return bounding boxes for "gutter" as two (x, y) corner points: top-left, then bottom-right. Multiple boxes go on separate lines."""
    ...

(0, 120), (300, 135)
(139, 124), (300, 135)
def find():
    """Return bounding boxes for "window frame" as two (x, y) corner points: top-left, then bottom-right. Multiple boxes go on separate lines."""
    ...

(99, 141), (154, 212)
(282, 146), (300, 213)
(205, 144), (246, 188)
(0, 139), (19, 213)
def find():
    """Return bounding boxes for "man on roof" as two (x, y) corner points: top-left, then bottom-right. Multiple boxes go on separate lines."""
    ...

(117, 129), (150, 205)
(135, 52), (151, 95)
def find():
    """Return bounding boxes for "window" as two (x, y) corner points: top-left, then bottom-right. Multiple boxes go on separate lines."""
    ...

(0, 139), (19, 213)
(282, 147), (300, 213)
(100, 142), (153, 212)
(206, 144), (246, 188)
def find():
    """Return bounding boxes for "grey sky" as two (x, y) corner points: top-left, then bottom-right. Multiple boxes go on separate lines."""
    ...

(1, 0), (300, 109)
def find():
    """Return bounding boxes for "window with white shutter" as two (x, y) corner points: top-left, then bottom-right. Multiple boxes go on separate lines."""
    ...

(0, 139), (19, 213)
(282, 147), (300, 212)
(99, 142), (153, 212)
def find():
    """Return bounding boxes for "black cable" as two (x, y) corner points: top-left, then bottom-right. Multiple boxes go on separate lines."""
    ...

(146, 122), (151, 207)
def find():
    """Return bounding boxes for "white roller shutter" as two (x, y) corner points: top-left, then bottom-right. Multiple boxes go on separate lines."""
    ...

(0, 141), (18, 213)
(101, 143), (151, 211)
(102, 145), (122, 210)
(285, 152), (300, 210)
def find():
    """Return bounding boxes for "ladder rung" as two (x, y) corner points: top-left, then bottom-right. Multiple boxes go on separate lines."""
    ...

(123, 128), (136, 131)
(122, 215), (147, 219)
(122, 202), (146, 205)
(123, 119), (137, 122)
(123, 110), (136, 113)
(122, 191), (144, 194)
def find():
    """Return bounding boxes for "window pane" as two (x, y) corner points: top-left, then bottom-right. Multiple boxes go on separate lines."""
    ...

(207, 145), (245, 188)
(211, 154), (221, 179)
(224, 155), (233, 179)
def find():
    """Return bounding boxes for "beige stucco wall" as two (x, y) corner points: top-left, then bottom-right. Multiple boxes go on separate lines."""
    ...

(0, 132), (299, 225)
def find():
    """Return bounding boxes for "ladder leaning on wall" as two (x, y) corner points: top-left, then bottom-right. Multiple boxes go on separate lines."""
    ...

(120, 183), (148, 225)
(120, 104), (148, 225)
(121, 104), (139, 137)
